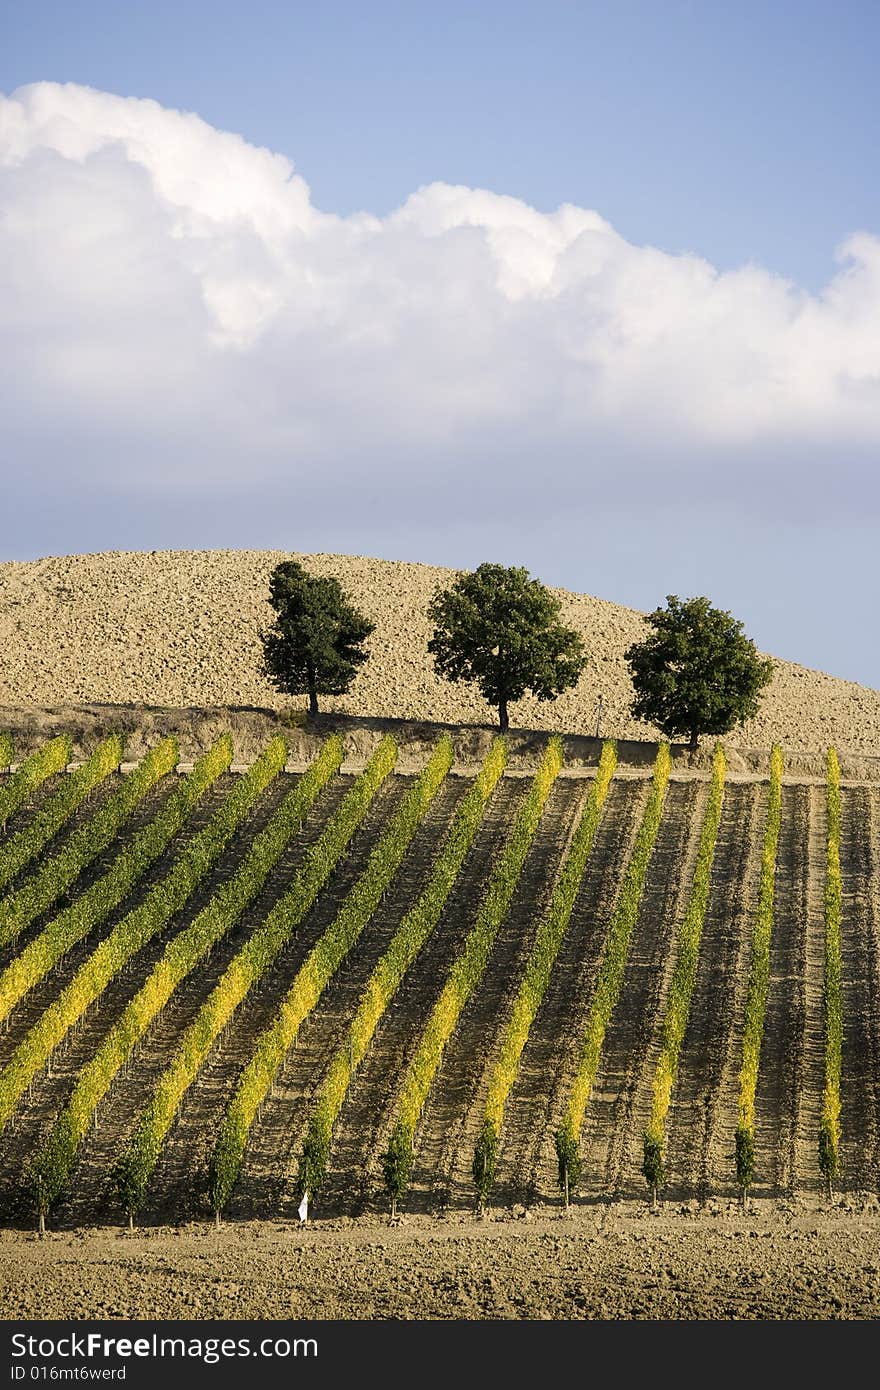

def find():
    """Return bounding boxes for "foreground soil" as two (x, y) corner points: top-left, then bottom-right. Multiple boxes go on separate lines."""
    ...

(2, 1200), (879, 1321)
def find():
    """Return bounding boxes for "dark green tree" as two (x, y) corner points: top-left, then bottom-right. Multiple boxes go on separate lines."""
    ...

(261, 560), (374, 720)
(555, 1121), (582, 1209)
(427, 563), (587, 734)
(625, 595), (773, 751)
(642, 1133), (665, 1209)
(382, 1128), (412, 1219)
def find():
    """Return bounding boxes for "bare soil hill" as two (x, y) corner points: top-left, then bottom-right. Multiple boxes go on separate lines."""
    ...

(2, 550), (879, 754)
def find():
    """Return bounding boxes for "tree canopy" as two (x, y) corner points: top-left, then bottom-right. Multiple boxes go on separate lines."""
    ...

(261, 560), (374, 718)
(427, 563), (587, 733)
(624, 594), (774, 750)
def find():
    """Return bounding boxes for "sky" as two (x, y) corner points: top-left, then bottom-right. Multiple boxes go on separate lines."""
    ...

(1, 1), (879, 687)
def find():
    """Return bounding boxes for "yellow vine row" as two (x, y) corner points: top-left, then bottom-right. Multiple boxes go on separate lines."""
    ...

(0, 737), (72, 832)
(114, 736), (410, 1220)
(27, 735), (343, 1219)
(819, 747), (842, 1191)
(473, 740), (618, 1203)
(0, 736), (123, 894)
(206, 737), (454, 1218)
(735, 744), (784, 1191)
(0, 737), (231, 1026)
(0, 737), (179, 951)
(293, 737), (508, 1207)
(642, 745), (726, 1196)
(382, 737), (563, 1211)
(0, 736), (287, 1133)
(555, 743), (671, 1196)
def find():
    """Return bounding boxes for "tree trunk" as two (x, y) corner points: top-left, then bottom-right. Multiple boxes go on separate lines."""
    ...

(688, 730), (699, 752)
(308, 680), (319, 720)
(498, 698), (509, 734)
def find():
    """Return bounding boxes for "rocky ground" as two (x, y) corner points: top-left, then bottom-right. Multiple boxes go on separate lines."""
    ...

(2, 1199), (879, 1321)
(2, 549), (880, 756)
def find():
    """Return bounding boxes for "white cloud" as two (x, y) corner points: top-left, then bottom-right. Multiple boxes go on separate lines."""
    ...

(1, 80), (879, 513)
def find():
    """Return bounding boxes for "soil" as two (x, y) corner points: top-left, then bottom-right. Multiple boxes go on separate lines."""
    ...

(2, 1200), (879, 1320)
(3, 549), (880, 766)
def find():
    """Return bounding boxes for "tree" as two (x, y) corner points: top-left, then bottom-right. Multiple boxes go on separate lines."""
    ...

(624, 595), (773, 751)
(261, 560), (374, 719)
(427, 563), (587, 733)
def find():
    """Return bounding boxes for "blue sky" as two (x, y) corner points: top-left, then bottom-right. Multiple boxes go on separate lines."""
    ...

(2, 1), (879, 687)
(5, 0), (878, 288)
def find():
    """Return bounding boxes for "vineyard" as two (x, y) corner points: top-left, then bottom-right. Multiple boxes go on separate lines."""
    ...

(0, 730), (878, 1231)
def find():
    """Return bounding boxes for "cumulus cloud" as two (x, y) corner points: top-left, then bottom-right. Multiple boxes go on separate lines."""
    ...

(1, 80), (879, 528)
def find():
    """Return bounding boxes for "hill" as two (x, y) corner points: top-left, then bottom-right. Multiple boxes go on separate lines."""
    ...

(2, 549), (880, 754)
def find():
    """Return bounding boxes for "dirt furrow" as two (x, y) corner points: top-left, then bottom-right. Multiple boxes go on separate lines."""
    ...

(699, 783), (769, 1198)
(0, 775), (180, 977)
(0, 771), (69, 844)
(608, 780), (712, 1201)
(35, 770), (312, 1088)
(577, 779), (705, 1202)
(663, 782), (765, 1199)
(792, 785), (827, 1192)
(315, 777), (529, 1218)
(148, 777), (468, 1223)
(53, 774), (366, 1226)
(751, 784), (810, 1194)
(0, 774), (242, 1063)
(407, 778), (587, 1214)
(488, 777), (648, 1206)
(0, 773), (302, 1200)
(838, 786), (880, 1190)
(0, 771), (121, 874)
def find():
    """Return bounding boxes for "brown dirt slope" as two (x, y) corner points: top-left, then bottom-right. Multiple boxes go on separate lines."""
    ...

(2, 549), (880, 755)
